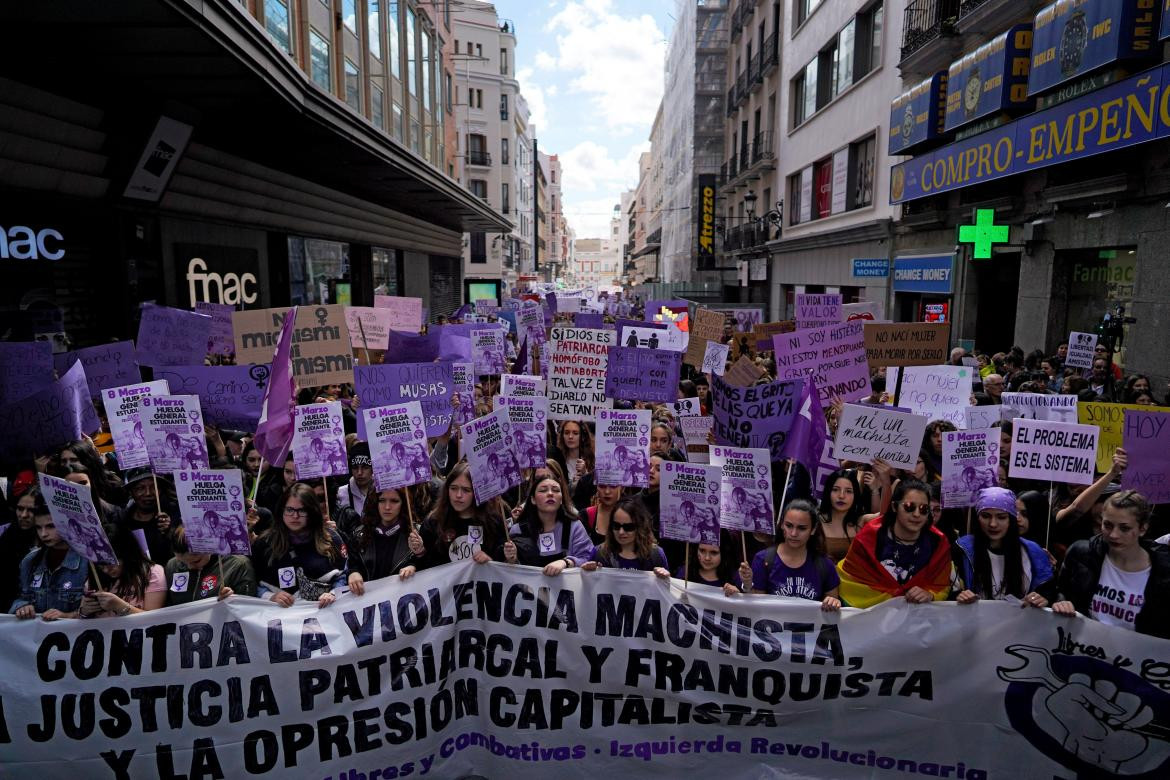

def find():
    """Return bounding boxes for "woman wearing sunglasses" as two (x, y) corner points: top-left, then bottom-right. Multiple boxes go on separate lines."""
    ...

(582, 497), (669, 577)
(837, 479), (954, 608)
(953, 487), (1056, 607)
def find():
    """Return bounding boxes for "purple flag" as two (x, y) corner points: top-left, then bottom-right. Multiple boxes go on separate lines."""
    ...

(0, 341), (54, 403)
(452, 304), (473, 320)
(511, 337), (528, 376)
(136, 303), (213, 367)
(384, 330), (439, 364)
(546, 292), (558, 315)
(0, 360), (99, 465)
(253, 307), (298, 467)
(438, 324), (476, 361)
(780, 377), (828, 473)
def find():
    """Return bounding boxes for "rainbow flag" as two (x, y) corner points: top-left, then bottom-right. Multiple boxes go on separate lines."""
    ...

(837, 518), (953, 608)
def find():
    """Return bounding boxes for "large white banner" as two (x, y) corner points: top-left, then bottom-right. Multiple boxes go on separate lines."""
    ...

(2, 562), (1169, 779)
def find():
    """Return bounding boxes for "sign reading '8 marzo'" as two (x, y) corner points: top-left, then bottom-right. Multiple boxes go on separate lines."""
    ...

(2, 562), (1170, 779)
(890, 60), (1170, 204)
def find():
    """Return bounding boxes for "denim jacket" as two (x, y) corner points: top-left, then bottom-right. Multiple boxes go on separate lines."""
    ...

(10, 548), (88, 614)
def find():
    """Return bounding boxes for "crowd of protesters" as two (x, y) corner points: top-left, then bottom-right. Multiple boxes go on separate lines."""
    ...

(3, 298), (1168, 642)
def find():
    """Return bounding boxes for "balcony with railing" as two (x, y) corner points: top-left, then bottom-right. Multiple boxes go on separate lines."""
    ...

(731, 2), (743, 39)
(900, 0), (959, 63)
(735, 70), (747, 106)
(466, 149), (492, 167)
(749, 52), (762, 90)
(723, 221), (770, 254)
(750, 131), (775, 168)
(726, 85), (738, 116)
(761, 32), (778, 76)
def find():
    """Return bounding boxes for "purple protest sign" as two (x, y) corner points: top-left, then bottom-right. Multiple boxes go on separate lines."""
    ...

(195, 302), (236, 360)
(595, 409), (651, 488)
(495, 396), (548, 469)
(472, 328), (507, 375)
(710, 374), (801, 461)
(574, 312), (604, 329)
(39, 474), (117, 564)
(291, 401), (348, 479)
(461, 409), (522, 504)
(136, 303), (213, 367)
(101, 380), (169, 469)
(140, 394), (210, 474)
(660, 461), (722, 544)
(518, 303), (546, 348)
(53, 341), (140, 398)
(772, 320), (870, 403)
(438, 323), (476, 361)
(356, 362), (454, 439)
(795, 293), (842, 329)
(373, 295), (424, 332)
(365, 401), (431, 491)
(384, 330), (439, 364)
(0, 341), (53, 403)
(711, 445), (774, 533)
(451, 362), (475, 425)
(0, 360), (99, 464)
(605, 346), (682, 403)
(941, 430), (1000, 509)
(175, 469), (251, 555)
(153, 364), (270, 429)
(1121, 410), (1170, 503)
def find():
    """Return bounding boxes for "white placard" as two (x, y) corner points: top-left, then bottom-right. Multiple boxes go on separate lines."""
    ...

(1008, 418), (1099, 485)
(1064, 331), (1097, 370)
(834, 404), (930, 469)
(887, 365), (973, 429)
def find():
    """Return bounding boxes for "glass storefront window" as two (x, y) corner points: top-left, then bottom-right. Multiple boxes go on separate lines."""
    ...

(288, 236), (350, 304)
(372, 247), (399, 296)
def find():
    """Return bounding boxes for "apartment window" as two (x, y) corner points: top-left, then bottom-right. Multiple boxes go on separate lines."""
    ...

(264, 0), (292, 54)
(501, 138), (509, 164)
(835, 19), (855, 92)
(467, 133), (487, 165)
(344, 60), (360, 110)
(422, 33), (432, 111)
(372, 84), (385, 128)
(813, 157), (833, 219)
(476, 43), (483, 59)
(849, 134), (876, 209)
(342, 0), (357, 32)
(855, 2), (884, 76)
(500, 48), (509, 75)
(500, 94), (509, 120)
(466, 42), (473, 55)
(793, 58), (817, 125)
(309, 30), (331, 90)
(473, 89), (483, 109)
(470, 232), (487, 263)
(502, 183), (510, 213)
(389, 1), (400, 78)
(392, 102), (403, 141)
(796, 0), (822, 27)
(406, 7), (417, 96)
(369, 1), (381, 59)
(445, 71), (453, 112)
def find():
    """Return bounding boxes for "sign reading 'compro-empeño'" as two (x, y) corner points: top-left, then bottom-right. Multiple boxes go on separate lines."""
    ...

(890, 60), (1170, 203)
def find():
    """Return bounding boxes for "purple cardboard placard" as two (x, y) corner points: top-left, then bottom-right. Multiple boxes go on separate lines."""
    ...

(0, 360), (99, 464)
(772, 320), (870, 404)
(795, 293), (843, 329)
(1121, 409), (1170, 503)
(153, 364), (270, 429)
(461, 409), (522, 504)
(604, 346), (682, 403)
(291, 401), (348, 479)
(136, 303), (213, 367)
(355, 362), (454, 439)
(53, 341), (140, 398)
(366, 401), (431, 491)
(175, 468), (251, 555)
(194, 302), (236, 359)
(574, 312), (604, 329)
(710, 374), (802, 462)
(0, 341), (54, 403)
(384, 331), (440, 364)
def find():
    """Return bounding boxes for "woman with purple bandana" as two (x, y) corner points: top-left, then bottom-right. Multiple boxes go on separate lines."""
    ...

(954, 487), (1056, 608)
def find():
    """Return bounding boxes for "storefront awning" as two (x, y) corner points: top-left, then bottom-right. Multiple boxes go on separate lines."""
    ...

(0, 0), (509, 234)
(631, 243), (661, 258)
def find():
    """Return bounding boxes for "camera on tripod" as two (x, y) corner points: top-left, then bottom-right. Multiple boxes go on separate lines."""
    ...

(1095, 304), (1136, 354)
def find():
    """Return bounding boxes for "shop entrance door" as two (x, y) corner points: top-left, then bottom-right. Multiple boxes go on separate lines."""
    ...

(974, 252), (1020, 352)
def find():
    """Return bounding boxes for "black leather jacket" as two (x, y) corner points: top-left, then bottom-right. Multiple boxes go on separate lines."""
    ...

(1058, 536), (1170, 639)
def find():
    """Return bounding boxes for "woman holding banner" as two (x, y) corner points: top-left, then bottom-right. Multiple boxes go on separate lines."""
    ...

(347, 487), (422, 593)
(836, 479), (954, 608)
(252, 483), (348, 608)
(732, 500), (841, 611)
(582, 497), (669, 575)
(677, 533), (739, 591)
(953, 488), (1056, 606)
(165, 526), (257, 604)
(417, 462), (507, 568)
(80, 524), (166, 617)
(818, 469), (869, 563)
(1053, 490), (1170, 638)
(504, 474), (595, 575)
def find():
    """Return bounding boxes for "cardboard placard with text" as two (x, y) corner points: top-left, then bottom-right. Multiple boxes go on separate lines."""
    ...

(684, 308), (727, 367)
(233, 305), (354, 388)
(864, 322), (950, 369)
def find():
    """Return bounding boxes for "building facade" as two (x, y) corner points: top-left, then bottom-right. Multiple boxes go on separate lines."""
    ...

(890, 0), (1167, 381)
(573, 237), (622, 288)
(0, 0), (507, 349)
(542, 153), (569, 283)
(452, 0), (527, 302)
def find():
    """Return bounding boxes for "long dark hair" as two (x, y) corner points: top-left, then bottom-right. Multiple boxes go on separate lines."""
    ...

(427, 460), (505, 552)
(1016, 490), (1049, 545)
(598, 496), (657, 562)
(971, 502), (1026, 599)
(880, 479), (935, 536)
(685, 529), (738, 584)
(266, 483), (341, 565)
(97, 523), (154, 604)
(780, 499), (827, 559)
(818, 469), (865, 531)
(356, 486), (409, 552)
(54, 439), (123, 506)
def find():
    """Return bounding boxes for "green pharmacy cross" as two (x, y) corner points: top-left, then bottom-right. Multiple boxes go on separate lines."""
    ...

(958, 209), (1010, 259)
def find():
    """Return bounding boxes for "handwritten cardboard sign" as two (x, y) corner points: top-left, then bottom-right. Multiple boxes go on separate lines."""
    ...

(864, 322), (950, 368)
(772, 321), (870, 403)
(795, 293), (842, 329)
(233, 306), (353, 388)
(834, 404), (929, 469)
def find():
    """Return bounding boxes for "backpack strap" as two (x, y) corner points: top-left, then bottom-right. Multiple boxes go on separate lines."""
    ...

(762, 546), (777, 578)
